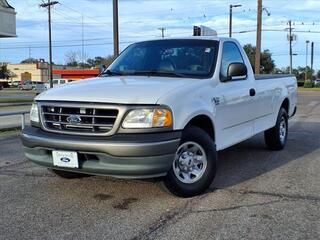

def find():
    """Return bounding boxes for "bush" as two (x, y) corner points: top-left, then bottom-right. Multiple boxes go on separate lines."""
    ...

(297, 81), (305, 87)
(314, 83), (320, 88)
(304, 81), (314, 88)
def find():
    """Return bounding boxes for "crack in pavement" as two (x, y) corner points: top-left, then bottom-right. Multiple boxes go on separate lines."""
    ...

(192, 198), (283, 214)
(236, 189), (320, 202)
(130, 187), (320, 240)
(130, 193), (210, 240)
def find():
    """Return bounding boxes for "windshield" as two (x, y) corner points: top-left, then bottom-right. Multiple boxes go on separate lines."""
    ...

(104, 39), (219, 79)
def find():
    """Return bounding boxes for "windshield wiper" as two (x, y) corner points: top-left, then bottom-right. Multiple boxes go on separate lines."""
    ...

(130, 70), (186, 78)
(100, 69), (123, 77)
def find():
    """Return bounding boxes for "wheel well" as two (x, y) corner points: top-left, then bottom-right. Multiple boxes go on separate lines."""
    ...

(281, 98), (289, 114)
(186, 115), (215, 141)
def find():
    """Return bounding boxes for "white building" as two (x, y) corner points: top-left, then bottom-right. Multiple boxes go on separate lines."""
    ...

(0, 0), (16, 38)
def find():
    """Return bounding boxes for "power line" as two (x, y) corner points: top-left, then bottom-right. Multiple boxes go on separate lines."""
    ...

(0, 41), (133, 50)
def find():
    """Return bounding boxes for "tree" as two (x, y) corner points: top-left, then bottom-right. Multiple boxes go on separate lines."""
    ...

(243, 44), (275, 74)
(20, 58), (38, 64)
(65, 51), (79, 67)
(86, 56), (114, 68)
(0, 64), (11, 79)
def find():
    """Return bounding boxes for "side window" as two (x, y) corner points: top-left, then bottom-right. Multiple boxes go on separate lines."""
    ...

(220, 42), (244, 80)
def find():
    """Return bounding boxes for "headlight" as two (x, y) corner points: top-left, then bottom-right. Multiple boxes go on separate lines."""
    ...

(122, 108), (172, 129)
(30, 103), (40, 123)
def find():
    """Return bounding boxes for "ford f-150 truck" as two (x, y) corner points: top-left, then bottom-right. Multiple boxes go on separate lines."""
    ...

(21, 37), (297, 197)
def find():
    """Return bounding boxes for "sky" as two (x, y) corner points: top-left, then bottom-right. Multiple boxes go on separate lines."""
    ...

(1, 0), (320, 69)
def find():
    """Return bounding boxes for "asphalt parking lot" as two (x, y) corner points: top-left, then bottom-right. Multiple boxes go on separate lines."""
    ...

(0, 92), (319, 240)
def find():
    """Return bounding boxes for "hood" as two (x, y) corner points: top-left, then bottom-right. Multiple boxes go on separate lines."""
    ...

(36, 76), (196, 104)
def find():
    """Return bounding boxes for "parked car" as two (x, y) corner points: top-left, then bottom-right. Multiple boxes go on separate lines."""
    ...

(21, 37), (298, 197)
(314, 79), (320, 85)
(44, 79), (74, 90)
(32, 81), (46, 94)
(8, 81), (20, 88)
(18, 81), (33, 91)
(0, 81), (9, 89)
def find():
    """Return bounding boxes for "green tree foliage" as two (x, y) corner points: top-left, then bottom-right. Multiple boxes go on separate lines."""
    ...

(276, 66), (314, 86)
(243, 44), (275, 74)
(0, 64), (10, 79)
(86, 56), (114, 68)
(65, 51), (114, 68)
(20, 58), (38, 64)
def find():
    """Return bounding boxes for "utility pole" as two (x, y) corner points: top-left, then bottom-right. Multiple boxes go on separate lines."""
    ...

(288, 20), (293, 74)
(113, 0), (119, 58)
(255, 0), (262, 74)
(82, 14), (85, 69)
(158, 27), (166, 38)
(311, 42), (314, 80)
(229, 4), (242, 38)
(305, 40), (310, 82)
(40, 0), (59, 89)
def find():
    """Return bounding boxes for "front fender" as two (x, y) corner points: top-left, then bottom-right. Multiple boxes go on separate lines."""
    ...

(173, 99), (216, 131)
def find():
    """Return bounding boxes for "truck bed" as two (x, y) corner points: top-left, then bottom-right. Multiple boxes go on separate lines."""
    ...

(255, 74), (295, 80)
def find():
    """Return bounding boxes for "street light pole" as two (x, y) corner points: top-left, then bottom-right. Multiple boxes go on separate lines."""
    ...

(40, 0), (59, 89)
(305, 40), (310, 82)
(229, 4), (242, 38)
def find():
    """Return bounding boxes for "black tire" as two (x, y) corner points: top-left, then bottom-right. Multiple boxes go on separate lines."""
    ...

(164, 126), (217, 198)
(50, 169), (91, 179)
(264, 108), (288, 151)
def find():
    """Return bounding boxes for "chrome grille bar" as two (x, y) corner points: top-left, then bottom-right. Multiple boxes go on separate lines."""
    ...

(39, 103), (120, 136)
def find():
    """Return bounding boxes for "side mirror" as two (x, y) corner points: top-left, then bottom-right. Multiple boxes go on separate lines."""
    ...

(223, 62), (247, 81)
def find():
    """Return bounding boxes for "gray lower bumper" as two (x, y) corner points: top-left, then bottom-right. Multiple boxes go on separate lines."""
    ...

(21, 126), (181, 178)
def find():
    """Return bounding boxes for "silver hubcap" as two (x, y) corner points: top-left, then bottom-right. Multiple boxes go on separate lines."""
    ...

(279, 117), (287, 144)
(173, 142), (207, 184)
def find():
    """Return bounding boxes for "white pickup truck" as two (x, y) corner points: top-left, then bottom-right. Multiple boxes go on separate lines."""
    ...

(21, 37), (297, 197)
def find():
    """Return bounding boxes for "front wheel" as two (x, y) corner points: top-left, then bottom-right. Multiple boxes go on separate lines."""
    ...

(264, 108), (288, 150)
(164, 126), (217, 198)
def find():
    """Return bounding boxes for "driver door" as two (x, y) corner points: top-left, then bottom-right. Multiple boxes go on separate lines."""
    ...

(215, 42), (255, 150)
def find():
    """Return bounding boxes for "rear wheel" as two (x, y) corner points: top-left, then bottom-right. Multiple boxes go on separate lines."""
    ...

(164, 126), (217, 198)
(50, 169), (91, 179)
(264, 108), (288, 150)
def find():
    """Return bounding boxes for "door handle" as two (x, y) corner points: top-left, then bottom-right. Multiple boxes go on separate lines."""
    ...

(249, 88), (256, 97)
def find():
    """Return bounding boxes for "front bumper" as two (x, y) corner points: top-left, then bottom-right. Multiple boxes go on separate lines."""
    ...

(21, 126), (181, 178)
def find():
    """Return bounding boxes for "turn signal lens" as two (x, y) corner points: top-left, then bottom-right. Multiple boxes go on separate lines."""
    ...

(152, 109), (172, 127)
(30, 103), (40, 123)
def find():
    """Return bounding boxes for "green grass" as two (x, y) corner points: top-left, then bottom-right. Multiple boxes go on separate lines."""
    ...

(0, 98), (33, 104)
(298, 87), (320, 92)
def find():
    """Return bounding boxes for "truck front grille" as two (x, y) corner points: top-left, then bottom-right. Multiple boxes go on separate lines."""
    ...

(40, 104), (119, 135)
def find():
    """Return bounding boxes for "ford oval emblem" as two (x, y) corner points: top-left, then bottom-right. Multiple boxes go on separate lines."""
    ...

(60, 157), (71, 163)
(67, 115), (82, 124)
